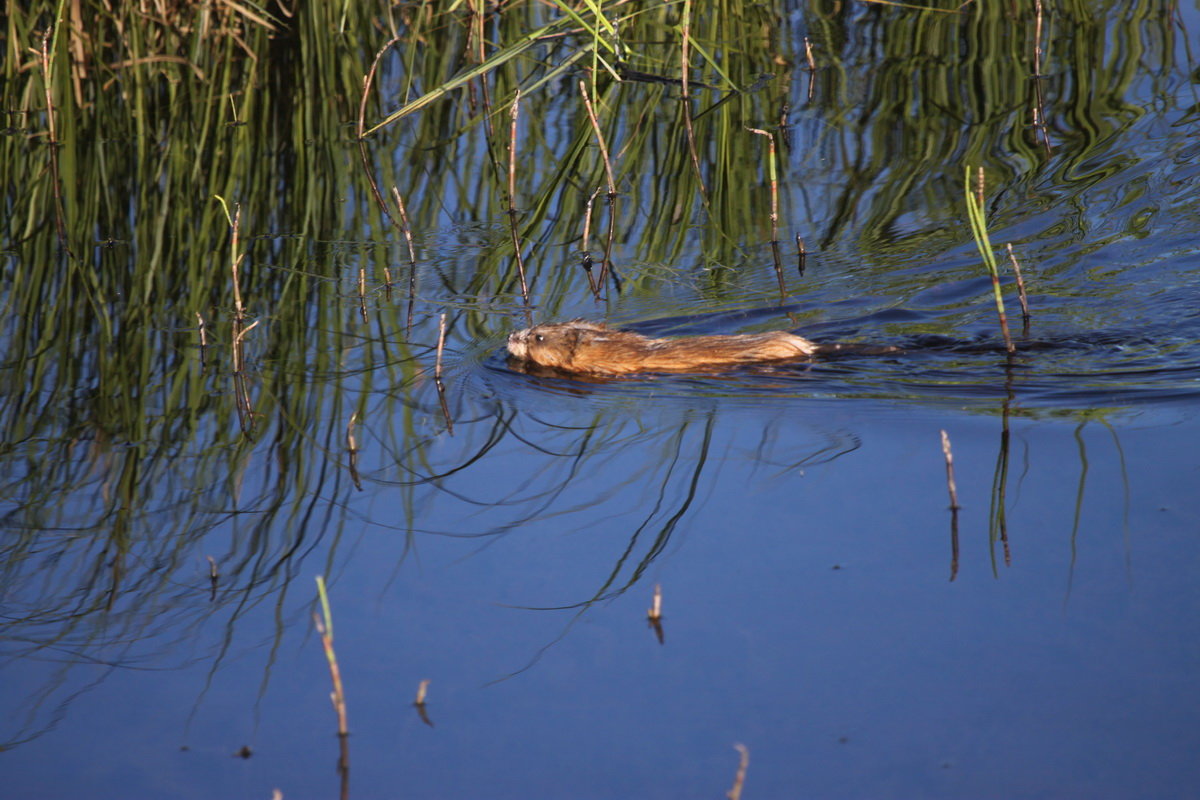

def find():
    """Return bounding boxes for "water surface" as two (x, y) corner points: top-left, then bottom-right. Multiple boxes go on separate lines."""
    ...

(3, 2), (1200, 798)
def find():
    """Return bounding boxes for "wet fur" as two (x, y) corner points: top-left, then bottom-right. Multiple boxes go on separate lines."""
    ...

(507, 320), (823, 375)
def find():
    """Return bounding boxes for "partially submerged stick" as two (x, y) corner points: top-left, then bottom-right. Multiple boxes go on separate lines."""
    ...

(414, 679), (434, 727)
(747, 127), (785, 296)
(579, 187), (603, 300)
(434, 312), (454, 435)
(346, 413), (362, 492)
(390, 187), (418, 333)
(940, 429), (960, 512)
(646, 583), (664, 645)
(1005, 243), (1031, 335)
(315, 576), (351, 800)
(941, 430), (961, 582)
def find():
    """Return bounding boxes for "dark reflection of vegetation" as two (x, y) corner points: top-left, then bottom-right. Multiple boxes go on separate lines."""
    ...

(0, 0), (1190, 749)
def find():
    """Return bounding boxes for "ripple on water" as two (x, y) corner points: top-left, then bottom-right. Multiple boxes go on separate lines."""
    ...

(471, 317), (1200, 419)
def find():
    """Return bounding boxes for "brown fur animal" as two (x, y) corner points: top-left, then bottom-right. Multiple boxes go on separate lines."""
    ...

(506, 320), (823, 375)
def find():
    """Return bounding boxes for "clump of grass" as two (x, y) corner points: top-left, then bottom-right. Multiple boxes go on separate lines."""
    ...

(964, 166), (1014, 354)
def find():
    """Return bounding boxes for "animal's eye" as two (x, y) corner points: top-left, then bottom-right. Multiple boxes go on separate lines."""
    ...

(535, 334), (545, 342)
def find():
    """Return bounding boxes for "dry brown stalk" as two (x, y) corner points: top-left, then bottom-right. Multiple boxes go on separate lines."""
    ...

(940, 430), (960, 511)
(579, 187), (603, 299)
(747, 127), (785, 294)
(646, 583), (664, 644)
(196, 311), (208, 367)
(414, 679), (435, 727)
(1005, 243), (1031, 334)
(579, 80), (619, 293)
(434, 312), (454, 435)
(506, 90), (532, 321)
(346, 413), (362, 491)
(229, 203), (245, 322)
(727, 744), (750, 800)
(434, 312), (448, 381)
(314, 576), (350, 798)
(357, 267), (368, 323)
(647, 584), (663, 621)
(390, 186), (419, 330)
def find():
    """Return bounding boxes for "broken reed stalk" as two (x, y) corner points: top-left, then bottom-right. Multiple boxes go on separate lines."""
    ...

(964, 167), (1015, 354)
(206, 555), (219, 601)
(196, 311), (208, 367)
(747, 127), (786, 295)
(647, 583), (664, 644)
(434, 312), (448, 381)
(413, 679), (434, 727)
(434, 312), (454, 435)
(647, 584), (663, 621)
(940, 430), (960, 511)
(795, 234), (807, 276)
(578, 80), (618, 294)
(1033, 0), (1045, 77)
(579, 187), (602, 299)
(505, 90), (532, 322)
(314, 576), (351, 795)
(224, 201), (245, 322)
(803, 36), (816, 71)
(213, 196), (257, 432)
(390, 186), (418, 332)
(357, 267), (368, 322)
(230, 318), (259, 434)
(726, 744), (750, 800)
(346, 412), (362, 491)
(1005, 245), (1031, 334)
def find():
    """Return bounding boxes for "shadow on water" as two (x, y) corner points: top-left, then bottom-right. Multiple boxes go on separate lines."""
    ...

(3, 0), (1200, 797)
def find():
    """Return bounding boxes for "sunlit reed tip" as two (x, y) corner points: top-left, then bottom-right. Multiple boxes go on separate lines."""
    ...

(647, 583), (663, 621)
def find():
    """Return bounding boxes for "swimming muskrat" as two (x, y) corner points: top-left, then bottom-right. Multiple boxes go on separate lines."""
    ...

(506, 320), (900, 375)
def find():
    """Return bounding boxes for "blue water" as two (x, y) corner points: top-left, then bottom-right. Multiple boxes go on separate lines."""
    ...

(5, 3), (1200, 799)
